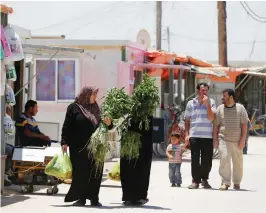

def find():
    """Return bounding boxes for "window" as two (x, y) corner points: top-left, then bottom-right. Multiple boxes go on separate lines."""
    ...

(58, 60), (76, 100)
(36, 60), (56, 101)
(35, 59), (78, 102)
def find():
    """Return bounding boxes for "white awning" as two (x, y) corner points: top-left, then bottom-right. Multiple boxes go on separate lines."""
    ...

(22, 44), (98, 59)
(242, 71), (266, 77)
(22, 44), (84, 57)
(242, 66), (266, 77)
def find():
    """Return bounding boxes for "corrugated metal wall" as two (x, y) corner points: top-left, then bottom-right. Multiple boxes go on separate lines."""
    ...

(197, 79), (235, 107)
(184, 72), (195, 109)
(236, 74), (266, 117)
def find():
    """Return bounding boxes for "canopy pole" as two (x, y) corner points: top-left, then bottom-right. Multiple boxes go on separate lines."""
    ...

(178, 68), (183, 106)
(168, 60), (175, 106)
(235, 74), (249, 90)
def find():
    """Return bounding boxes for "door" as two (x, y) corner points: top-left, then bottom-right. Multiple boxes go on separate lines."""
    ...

(116, 61), (134, 95)
(22, 62), (31, 111)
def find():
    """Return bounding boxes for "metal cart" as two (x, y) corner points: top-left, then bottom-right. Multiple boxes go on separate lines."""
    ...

(12, 146), (62, 195)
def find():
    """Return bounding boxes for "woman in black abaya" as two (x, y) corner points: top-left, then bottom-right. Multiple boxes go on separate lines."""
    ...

(120, 117), (153, 206)
(61, 86), (112, 206)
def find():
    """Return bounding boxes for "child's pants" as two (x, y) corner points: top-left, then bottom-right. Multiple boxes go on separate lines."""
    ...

(169, 163), (182, 184)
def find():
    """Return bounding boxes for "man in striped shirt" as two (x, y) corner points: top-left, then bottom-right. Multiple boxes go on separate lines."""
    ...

(184, 83), (216, 189)
(16, 100), (51, 147)
(213, 89), (248, 190)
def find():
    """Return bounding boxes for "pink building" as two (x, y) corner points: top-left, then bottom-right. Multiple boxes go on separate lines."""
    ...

(24, 38), (145, 141)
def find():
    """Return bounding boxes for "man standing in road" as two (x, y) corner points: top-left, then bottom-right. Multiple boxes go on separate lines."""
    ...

(184, 83), (216, 189)
(213, 89), (248, 190)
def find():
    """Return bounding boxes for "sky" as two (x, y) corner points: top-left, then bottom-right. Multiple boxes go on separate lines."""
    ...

(4, 1), (266, 62)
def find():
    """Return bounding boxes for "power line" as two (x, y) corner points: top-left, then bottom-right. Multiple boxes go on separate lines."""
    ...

(170, 31), (266, 44)
(240, 2), (266, 23)
(90, 3), (145, 39)
(243, 1), (266, 20)
(123, 4), (147, 39)
(31, 2), (120, 32)
(245, 19), (262, 61)
(64, 2), (137, 37)
(247, 40), (256, 60)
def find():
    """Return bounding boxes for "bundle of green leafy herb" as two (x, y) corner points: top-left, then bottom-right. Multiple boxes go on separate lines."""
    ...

(87, 88), (132, 175)
(87, 122), (109, 176)
(120, 74), (160, 160)
(120, 130), (141, 159)
(101, 87), (133, 119)
(131, 73), (160, 130)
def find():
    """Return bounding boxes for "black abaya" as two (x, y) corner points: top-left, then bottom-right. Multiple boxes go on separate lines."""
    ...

(120, 117), (153, 202)
(61, 103), (112, 203)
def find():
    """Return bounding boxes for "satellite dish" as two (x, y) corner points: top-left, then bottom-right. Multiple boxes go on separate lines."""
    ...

(136, 29), (151, 49)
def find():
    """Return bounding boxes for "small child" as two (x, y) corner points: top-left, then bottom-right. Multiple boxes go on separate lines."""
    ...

(166, 132), (182, 187)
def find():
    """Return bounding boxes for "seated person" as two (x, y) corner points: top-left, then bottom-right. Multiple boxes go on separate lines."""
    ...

(4, 106), (14, 186)
(15, 100), (51, 147)
(5, 143), (13, 186)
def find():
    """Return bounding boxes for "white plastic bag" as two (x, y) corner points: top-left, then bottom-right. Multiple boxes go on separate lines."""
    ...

(4, 25), (24, 63)
(5, 84), (16, 106)
(4, 113), (15, 135)
(1, 63), (7, 96)
(6, 62), (17, 81)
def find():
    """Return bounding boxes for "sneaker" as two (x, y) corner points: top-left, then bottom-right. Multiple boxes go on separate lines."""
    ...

(219, 184), (229, 191)
(233, 184), (240, 190)
(176, 184), (181, 187)
(171, 183), (176, 187)
(188, 182), (199, 189)
(201, 180), (212, 189)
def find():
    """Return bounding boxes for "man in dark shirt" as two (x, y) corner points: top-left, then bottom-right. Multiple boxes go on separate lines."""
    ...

(16, 100), (51, 147)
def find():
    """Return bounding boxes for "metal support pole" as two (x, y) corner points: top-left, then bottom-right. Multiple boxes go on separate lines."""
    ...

(169, 69), (174, 106)
(241, 76), (253, 91)
(235, 74), (249, 90)
(178, 69), (183, 106)
(167, 26), (170, 52)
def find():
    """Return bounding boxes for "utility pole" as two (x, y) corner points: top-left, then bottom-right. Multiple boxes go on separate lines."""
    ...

(217, 1), (228, 67)
(166, 26), (170, 52)
(156, 1), (162, 50)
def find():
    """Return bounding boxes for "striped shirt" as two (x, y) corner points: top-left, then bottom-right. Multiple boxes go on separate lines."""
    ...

(214, 103), (249, 143)
(15, 113), (41, 146)
(167, 144), (182, 163)
(184, 97), (216, 138)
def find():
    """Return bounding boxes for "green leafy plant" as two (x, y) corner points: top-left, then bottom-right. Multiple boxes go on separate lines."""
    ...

(131, 73), (160, 130)
(87, 88), (132, 175)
